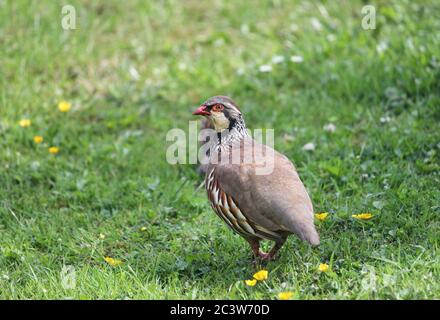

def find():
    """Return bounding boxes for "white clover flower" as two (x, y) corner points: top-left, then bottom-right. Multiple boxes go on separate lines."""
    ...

(290, 24), (299, 32)
(290, 55), (304, 63)
(128, 66), (140, 81)
(376, 41), (388, 54)
(302, 142), (316, 151)
(327, 34), (336, 42)
(271, 55), (285, 64)
(380, 116), (391, 123)
(311, 18), (323, 31)
(323, 123), (336, 133)
(240, 24), (250, 34)
(214, 38), (225, 47)
(259, 64), (273, 73)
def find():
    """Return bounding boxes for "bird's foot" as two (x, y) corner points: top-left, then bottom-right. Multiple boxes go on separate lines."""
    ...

(248, 239), (281, 263)
(258, 250), (277, 262)
(251, 250), (267, 264)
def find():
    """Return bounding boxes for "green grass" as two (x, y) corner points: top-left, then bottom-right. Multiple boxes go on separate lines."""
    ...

(1, 0), (439, 299)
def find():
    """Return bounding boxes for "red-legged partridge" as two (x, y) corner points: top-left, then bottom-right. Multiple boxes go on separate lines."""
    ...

(193, 96), (320, 261)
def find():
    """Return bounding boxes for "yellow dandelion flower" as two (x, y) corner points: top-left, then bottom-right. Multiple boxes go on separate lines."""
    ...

(253, 269), (268, 281)
(58, 101), (71, 112)
(33, 136), (43, 144)
(99, 233), (105, 239)
(19, 119), (31, 128)
(352, 213), (373, 220)
(315, 212), (329, 221)
(245, 279), (257, 287)
(318, 263), (330, 273)
(48, 147), (59, 154)
(278, 291), (294, 300)
(104, 256), (122, 267)
(140, 226), (147, 232)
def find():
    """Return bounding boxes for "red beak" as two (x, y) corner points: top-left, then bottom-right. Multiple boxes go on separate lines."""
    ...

(192, 105), (210, 116)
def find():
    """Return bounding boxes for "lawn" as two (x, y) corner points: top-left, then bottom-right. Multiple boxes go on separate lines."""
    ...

(0, 0), (439, 299)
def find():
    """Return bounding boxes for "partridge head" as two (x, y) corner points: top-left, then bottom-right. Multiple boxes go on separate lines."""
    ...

(193, 96), (319, 261)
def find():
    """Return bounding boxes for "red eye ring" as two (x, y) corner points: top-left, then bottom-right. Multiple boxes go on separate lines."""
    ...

(212, 104), (224, 112)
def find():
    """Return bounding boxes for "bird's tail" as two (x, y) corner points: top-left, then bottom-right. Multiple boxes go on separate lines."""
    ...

(298, 223), (320, 246)
(284, 204), (320, 246)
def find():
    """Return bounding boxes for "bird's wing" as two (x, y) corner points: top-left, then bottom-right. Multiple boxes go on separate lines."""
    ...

(211, 138), (319, 245)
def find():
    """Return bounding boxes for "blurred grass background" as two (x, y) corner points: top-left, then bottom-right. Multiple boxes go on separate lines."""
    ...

(0, 0), (439, 299)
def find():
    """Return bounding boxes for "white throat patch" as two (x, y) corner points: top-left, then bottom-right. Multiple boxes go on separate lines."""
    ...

(209, 111), (230, 132)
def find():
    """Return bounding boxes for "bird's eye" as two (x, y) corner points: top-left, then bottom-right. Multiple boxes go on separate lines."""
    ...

(212, 104), (224, 112)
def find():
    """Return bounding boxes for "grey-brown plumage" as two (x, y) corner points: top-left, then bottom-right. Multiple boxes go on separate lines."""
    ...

(193, 96), (319, 260)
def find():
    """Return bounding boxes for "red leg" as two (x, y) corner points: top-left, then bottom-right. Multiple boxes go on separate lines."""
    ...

(246, 238), (261, 259)
(247, 238), (281, 261)
(260, 237), (287, 261)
